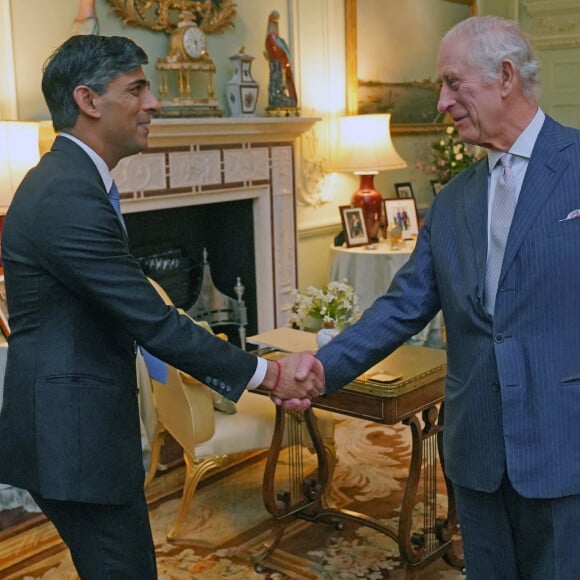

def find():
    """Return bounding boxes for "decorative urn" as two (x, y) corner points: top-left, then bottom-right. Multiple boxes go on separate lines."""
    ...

(226, 47), (259, 117)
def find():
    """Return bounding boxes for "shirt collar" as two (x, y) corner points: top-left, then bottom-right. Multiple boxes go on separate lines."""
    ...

(59, 132), (113, 193)
(487, 107), (546, 172)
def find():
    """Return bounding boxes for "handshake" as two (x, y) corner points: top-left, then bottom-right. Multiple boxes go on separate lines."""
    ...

(261, 352), (324, 411)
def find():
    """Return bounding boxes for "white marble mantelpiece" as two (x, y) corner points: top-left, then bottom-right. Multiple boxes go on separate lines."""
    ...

(108, 117), (318, 331)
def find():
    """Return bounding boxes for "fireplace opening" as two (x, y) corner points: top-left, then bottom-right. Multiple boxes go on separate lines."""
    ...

(124, 199), (257, 348)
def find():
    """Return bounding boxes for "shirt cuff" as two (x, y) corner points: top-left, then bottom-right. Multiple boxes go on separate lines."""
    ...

(246, 356), (267, 390)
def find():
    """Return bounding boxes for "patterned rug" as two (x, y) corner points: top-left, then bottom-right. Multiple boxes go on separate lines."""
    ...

(0, 417), (465, 579)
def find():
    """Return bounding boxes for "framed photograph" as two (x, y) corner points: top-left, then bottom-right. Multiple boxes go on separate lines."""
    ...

(384, 198), (420, 240)
(345, 0), (476, 133)
(339, 206), (370, 248)
(0, 276), (9, 338)
(431, 179), (444, 196)
(395, 182), (414, 199)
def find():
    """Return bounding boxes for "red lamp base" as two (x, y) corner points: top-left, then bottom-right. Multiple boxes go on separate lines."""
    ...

(351, 173), (382, 242)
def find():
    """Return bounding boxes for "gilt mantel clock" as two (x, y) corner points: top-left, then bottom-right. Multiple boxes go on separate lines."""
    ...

(106, 0), (237, 117)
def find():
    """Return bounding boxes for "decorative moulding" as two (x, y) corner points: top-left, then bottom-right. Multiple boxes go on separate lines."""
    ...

(523, 0), (579, 16)
(522, 0), (580, 48)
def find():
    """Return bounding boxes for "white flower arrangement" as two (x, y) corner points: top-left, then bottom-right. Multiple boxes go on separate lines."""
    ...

(289, 280), (360, 330)
(416, 126), (484, 184)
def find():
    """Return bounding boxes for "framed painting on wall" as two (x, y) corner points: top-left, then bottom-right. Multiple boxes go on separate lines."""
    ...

(345, 0), (476, 133)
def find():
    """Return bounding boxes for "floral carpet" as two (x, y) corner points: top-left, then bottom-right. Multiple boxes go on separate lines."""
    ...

(2, 417), (465, 579)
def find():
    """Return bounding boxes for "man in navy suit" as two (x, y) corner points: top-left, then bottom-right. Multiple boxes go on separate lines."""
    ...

(291, 16), (580, 579)
(0, 35), (322, 579)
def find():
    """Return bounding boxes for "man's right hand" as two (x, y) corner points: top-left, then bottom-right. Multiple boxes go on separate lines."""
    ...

(261, 352), (324, 401)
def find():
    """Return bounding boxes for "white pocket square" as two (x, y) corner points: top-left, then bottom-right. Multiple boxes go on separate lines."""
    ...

(560, 209), (580, 222)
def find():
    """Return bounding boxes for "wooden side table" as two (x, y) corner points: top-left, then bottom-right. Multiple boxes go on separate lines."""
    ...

(249, 328), (463, 579)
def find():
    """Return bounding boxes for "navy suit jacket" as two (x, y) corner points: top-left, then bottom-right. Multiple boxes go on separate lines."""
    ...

(0, 137), (258, 504)
(317, 115), (580, 498)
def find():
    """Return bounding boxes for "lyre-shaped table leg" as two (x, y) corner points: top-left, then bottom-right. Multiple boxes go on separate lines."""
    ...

(252, 405), (334, 569)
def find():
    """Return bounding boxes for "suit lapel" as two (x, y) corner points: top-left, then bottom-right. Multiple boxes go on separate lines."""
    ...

(53, 136), (130, 246)
(463, 159), (490, 295)
(500, 118), (571, 279)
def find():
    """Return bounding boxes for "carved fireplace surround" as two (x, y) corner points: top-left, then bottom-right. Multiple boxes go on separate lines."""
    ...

(108, 117), (318, 333)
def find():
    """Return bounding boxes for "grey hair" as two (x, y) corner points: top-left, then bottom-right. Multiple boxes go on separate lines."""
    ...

(42, 35), (148, 132)
(442, 16), (540, 101)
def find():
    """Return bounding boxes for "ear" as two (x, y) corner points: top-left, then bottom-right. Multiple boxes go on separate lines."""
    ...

(499, 59), (516, 98)
(73, 85), (101, 119)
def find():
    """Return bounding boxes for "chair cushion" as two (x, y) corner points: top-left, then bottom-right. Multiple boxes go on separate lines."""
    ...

(195, 391), (339, 457)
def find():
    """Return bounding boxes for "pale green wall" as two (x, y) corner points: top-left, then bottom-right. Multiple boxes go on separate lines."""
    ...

(10, 0), (285, 120)
(6, 0), (578, 295)
(0, 0), (492, 293)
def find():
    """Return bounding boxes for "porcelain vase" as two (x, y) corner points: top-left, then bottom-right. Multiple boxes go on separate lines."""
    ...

(226, 50), (259, 117)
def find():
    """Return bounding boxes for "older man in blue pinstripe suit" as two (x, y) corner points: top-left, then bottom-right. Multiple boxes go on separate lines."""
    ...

(297, 16), (580, 579)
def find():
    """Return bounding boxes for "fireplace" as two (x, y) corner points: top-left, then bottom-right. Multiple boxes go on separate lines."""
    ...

(110, 117), (318, 334)
(124, 199), (257, 343)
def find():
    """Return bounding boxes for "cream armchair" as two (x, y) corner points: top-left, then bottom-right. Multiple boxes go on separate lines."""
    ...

(142, 359), (288, 541)
(141, 278), (338, 542)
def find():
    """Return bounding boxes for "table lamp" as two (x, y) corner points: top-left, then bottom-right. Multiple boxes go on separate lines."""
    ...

(335, 114), (407, 242)
(0, 121), (40, 209)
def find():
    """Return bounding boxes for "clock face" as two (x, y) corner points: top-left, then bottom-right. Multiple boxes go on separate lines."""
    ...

(183, 25), (206, 59)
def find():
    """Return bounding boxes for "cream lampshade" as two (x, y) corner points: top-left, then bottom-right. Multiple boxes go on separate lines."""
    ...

(334, 114), (407, 242)
(0, 121), (40, 210)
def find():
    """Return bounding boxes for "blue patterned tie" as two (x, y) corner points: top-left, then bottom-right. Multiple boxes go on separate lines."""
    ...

(108, 181), (126, 231)
(484, 153), (516, 314)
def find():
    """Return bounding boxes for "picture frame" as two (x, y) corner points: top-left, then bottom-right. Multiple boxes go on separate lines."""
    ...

(384, 198), (420, 240)
(345, 0), (476, 133)
(395, 182), (414, 199)
(430, 179), (444, 196)
(339, 206), (370, 248)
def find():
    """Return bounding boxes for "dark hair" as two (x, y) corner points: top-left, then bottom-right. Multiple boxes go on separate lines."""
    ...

(42, 35), (149, 132)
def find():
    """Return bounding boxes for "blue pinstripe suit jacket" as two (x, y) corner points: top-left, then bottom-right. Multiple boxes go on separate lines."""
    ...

(317, 115), (580, 498)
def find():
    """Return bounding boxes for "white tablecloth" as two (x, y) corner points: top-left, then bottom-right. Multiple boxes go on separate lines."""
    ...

(328, 240), (444, 348)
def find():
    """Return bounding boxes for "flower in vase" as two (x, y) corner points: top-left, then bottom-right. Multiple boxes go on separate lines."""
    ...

(416, 126), (484, 184)
(289, 280), (360, 331)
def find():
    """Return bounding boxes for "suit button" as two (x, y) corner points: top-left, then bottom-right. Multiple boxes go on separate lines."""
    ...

(494, 333), (504, 343)
(491, 382), (500, 392)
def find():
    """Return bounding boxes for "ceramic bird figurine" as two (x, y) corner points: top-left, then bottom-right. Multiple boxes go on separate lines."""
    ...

(265, 10), (298, 110)
(72, 0), (99, 36)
